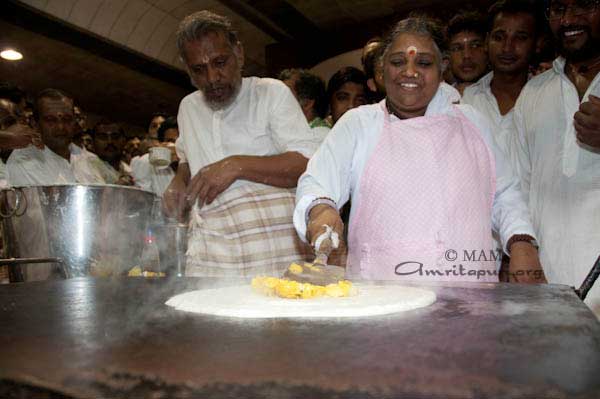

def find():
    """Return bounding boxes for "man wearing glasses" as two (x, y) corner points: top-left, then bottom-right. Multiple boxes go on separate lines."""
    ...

(511, 0), (600, 316)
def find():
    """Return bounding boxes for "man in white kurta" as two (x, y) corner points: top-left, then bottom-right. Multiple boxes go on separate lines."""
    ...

(164, 11), (318, 276)
(176, 76), (316, 192)
(461, 2), (538, 156)
(174, 76), (318, 276)
(132, 118), (179, 195)
(511, 58), (600, 315)
(461, 3), (539, 271)
(510, 1), (600, 316)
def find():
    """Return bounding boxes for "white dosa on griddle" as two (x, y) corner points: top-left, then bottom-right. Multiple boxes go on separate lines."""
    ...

(165, 285), (436, 318)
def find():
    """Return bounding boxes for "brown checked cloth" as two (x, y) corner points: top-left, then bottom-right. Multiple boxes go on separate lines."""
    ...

(186, 185), (315, 277)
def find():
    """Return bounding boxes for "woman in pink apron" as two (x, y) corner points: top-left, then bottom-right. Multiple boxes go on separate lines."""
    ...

(294, 17), (545, 284)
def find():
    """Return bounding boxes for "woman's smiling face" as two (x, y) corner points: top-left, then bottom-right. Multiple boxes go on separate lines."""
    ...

(384, 33), (442, 119)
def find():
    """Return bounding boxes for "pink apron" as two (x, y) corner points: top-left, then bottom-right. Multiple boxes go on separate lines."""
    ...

(347, 104), (498, 282)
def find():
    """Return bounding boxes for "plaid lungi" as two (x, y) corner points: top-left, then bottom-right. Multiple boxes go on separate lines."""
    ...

(186, 185), (313, 277)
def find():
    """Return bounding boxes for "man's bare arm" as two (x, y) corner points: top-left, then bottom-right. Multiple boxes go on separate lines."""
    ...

(186, 151), (308, 208)
(162, 162), (191, 220)
(235, 151), (308, 188)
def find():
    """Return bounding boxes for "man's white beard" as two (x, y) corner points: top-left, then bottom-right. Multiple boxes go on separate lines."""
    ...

(202, 78), (242, 111)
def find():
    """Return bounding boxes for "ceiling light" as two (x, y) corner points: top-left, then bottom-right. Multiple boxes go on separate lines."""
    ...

(1, 49), (23, 61)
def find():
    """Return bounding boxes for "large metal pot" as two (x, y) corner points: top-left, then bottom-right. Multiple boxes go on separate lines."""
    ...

(0, 185), (158, 280)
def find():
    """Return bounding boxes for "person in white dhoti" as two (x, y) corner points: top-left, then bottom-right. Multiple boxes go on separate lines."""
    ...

(510, 0), (600, 316)
(162, 11), (319, 277)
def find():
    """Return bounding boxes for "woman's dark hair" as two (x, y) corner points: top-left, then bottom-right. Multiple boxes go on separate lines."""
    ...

(382, 16), (445, 71)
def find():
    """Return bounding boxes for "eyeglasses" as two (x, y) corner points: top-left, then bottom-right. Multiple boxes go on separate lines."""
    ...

(545, 0), (600, 20)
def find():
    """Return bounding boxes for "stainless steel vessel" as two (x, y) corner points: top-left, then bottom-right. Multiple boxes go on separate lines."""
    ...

(0, 184), (157, 280)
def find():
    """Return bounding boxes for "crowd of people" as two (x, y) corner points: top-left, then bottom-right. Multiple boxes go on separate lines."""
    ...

(0, 87), (180, 195)
(0, 0), (599, 315)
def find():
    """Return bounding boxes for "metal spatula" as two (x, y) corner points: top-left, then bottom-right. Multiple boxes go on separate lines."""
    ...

(283, 234), (345, 286)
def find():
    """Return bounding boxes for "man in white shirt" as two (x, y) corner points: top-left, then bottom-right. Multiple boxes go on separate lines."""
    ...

(446, 11), (490, 95)
(163, 11), (318, 276)
(462, 0), (539, 275)
(7, 89), (120, 186)
(7, 89), (79, 185)
(133, 116), (178, 195)
(462, 0), (539, 156)
(130, 113), (167, 172)
(511, 0), (600, 315)
(5, 89), (83, 281)
(91, 121), (133, 185)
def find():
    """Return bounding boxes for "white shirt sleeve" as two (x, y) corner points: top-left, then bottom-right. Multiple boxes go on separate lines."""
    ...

(458, 105), (537, 253)
(70, 150), (111, 184)
(131, 155), (153, 192)
(6, 149), (30, 186)
(293, 111), (360, 242)
(508, 93), (532, 204)
(174, 136), (187, 165)
(267, 82), (320, 160)
(0, 159), (7, 188)
(7, 146), (76, 186)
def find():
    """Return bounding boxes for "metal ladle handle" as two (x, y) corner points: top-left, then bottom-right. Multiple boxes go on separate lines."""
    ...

(0, 188), (27, 218)
(575, 254), (600, 301)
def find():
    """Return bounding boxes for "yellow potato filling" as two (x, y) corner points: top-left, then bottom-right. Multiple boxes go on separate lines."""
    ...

(251, 276), (355, 299)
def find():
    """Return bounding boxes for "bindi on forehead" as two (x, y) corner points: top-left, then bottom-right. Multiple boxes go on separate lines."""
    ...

(392, 34), (437, 55)
(450, 30), (483, 43)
